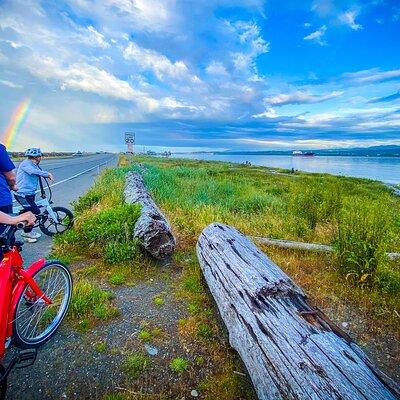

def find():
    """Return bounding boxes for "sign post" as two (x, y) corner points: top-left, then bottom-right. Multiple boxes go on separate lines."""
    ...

(124, 132), (135, 154)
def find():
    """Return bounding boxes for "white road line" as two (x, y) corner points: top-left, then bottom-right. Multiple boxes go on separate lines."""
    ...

(12, 157), (114, 203)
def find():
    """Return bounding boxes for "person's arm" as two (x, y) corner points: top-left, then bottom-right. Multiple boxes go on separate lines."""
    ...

(0, 145), (16, 189)
(21, 162), (51, 178)
(4, 170), (17, 191)
(0, 211), (36, 226)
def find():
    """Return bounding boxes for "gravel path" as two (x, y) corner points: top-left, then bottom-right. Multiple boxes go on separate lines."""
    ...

(5, 267), (198, 400)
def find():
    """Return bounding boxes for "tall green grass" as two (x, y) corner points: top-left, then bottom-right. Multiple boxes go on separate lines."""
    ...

(54, 168), (141, 264)
(128, 156), (400, 294)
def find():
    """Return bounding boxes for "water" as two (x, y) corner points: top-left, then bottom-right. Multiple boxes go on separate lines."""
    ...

(172, 154), (400, 184)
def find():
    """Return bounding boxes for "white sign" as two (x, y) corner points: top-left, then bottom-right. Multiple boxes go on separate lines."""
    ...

(125, 132), (135, 144)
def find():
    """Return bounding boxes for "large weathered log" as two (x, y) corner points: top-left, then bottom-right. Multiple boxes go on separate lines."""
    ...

(197, 223), (399, 400)
(124, 171), (176, 259)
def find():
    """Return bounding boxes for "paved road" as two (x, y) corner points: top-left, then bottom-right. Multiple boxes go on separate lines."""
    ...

(13, 154), (117, 265)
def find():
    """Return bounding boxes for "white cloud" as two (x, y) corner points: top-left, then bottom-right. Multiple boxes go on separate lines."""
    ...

(339, 9), (363, 31)
(26, 55), (142, 101)
(343, 68), (400, 85)
(0, 79), (23, 89)
(123, 41), (198, 82)
(79, 26), (110, 49)
(252, 108), (278, 118)
(303, 25), (327, 45)
(227, 20), (269, 75)
(206, 61), (229, 77)
(265, 91), (343, 106)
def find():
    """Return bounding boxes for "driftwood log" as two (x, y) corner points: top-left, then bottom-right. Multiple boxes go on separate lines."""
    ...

(254, 236), (400, 261)
(197, 223), (399, 400)
(124, 172), (176, 259)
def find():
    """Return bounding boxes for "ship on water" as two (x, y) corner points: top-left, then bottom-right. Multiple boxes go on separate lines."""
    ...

(292, 150), (315, 156)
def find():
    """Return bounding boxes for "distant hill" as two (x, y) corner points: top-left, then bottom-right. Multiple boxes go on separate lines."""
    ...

(192, 145), (400, 157)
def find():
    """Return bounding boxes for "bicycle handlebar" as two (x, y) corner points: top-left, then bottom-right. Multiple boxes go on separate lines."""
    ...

(16, 222), (27, 230)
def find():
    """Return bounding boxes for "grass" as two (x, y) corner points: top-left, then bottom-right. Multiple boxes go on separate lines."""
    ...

(55, 154), (399, 399)
(169, 357), (188, 373)
(124, 353), (150, 379)
(68, 280), (119, 327)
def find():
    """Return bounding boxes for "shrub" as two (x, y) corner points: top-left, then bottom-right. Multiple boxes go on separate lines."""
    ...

(333, 199), (391, 280)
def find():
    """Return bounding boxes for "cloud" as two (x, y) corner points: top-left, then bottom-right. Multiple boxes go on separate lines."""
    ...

(25, 55), (144, 101)
(343, 68), (400, 85)
(123, 41), (198, 82)
(0, 79), (22, 89)
(303, 25), (327, 45)
(227, 20), (269, 76)
(339, 9), (363, 30)
(252, 108), (278, 119)
(368, 90), (400, 103)
(265, 91), (343, 106)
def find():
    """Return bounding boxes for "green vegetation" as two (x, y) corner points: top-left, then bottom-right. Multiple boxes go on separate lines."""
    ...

(124, 353), (150, 379)
(153, 295), (165, 306)
(94, 342), (107, 353)
(169, 357), (188, 373)
(138, 329), (152, 342)
(53, 168), (141, 266)
(128, 156), (399, 296)
(69, 280), (119, 325)
(56, 154), (399, 399)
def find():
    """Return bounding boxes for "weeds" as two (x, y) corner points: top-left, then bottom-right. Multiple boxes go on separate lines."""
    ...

(169, 357), (188, 373)
(124, 353), (150, 379)
(333, 198), (392, 282)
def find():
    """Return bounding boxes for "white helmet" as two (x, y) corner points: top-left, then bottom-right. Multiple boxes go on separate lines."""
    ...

(25, 148), (43, 157)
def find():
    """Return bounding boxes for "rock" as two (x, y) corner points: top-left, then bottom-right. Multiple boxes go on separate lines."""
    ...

(190, 389), (199, 397)
(144, 344), (159, 356)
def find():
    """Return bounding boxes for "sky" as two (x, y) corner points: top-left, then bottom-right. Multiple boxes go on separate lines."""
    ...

(0, 0), (399, 152)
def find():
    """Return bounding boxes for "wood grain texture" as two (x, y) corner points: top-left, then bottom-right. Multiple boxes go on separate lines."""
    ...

(124, 171), (176, 259)
(197, 223), (399, 400)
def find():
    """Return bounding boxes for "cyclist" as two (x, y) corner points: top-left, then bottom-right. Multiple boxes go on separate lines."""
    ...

(15, 148), (54, 243)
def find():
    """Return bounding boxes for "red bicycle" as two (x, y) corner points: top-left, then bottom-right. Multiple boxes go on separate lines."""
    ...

(0, 222), (72, 399)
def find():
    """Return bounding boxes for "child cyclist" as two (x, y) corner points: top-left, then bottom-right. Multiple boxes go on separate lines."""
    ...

(15, 148), (54, 243)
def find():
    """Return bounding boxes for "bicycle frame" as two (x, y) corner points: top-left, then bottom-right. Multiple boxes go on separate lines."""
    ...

(0, 247), (50, 360)
(13, 198), (58, 222)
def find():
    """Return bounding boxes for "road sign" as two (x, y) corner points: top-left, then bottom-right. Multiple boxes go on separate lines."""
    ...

(124, 132), (135, 153)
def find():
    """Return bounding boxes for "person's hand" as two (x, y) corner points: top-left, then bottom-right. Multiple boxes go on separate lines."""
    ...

(11, 184), (18, 192)
(48, 172), (54, 182)
(22, 212), (36, 226)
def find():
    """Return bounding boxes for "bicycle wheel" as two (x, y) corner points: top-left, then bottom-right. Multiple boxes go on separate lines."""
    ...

(39, 207), (74, 236)
(12, 261), (72, 349)
(0, 365), (6, 400)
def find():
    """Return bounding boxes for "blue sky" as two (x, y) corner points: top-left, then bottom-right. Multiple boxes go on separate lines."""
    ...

(0, 0), (399, 152)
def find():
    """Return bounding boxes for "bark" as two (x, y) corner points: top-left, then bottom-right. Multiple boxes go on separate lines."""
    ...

(196, 223), (400, 400)
(124, 172), (176, 259)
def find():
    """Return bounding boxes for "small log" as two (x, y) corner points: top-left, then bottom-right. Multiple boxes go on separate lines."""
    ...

(197, 223), (399, 400)
(254, 236), (400, 261)
(124, 172), (176, 259)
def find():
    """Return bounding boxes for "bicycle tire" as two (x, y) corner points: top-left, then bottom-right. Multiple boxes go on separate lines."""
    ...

(39, 207), (74, 236)
(0, 365), (6, 400)
(12, 261), (72, 349)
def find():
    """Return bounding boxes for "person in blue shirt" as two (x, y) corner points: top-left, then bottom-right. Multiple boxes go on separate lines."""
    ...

(0, 143), (17, 214)
(15, 148), (54, 242)
(0, 143), (19, 236)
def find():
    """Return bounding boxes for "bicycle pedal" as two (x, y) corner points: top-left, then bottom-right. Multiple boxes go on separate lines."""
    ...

(16, 349), (37, 369)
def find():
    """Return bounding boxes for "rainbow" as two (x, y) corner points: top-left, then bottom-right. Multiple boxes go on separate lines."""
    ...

(2, 97), (31, 150)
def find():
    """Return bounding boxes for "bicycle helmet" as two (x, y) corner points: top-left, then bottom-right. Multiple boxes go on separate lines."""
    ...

(24, 148), (43, 157)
